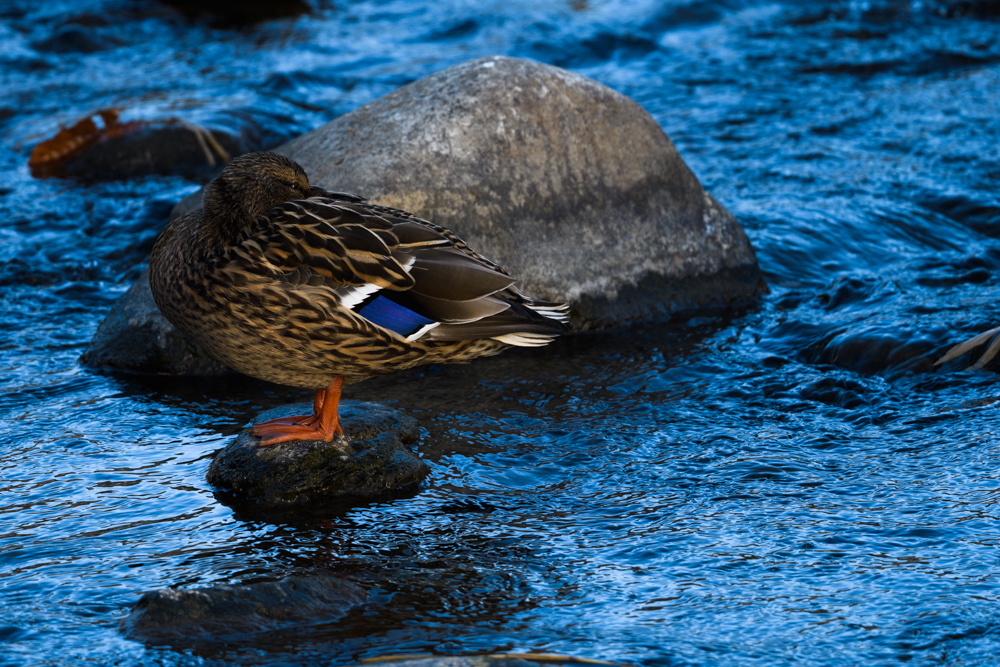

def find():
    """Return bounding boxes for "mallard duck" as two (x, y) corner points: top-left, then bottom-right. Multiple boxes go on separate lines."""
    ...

(149, 152), (568, 445)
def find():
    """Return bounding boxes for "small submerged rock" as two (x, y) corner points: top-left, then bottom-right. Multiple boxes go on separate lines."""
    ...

(207, 400), (428, 507)
(59, 122), (239, 181)
(31, 24), (121, 54)
(122, 573), (366, 642)
(29, 108), (241, 181)
(159, 0), (311, 26)
(345, 655), (622, 667)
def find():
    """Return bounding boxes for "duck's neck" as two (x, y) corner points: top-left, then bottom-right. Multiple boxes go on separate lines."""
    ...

(200, 177), (254, 246)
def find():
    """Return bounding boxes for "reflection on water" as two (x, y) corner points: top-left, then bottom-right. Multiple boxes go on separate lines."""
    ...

(3, 0), (1000, 665)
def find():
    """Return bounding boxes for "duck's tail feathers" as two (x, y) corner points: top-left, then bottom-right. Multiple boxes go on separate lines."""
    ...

(501, 285), (570, 323)
(491, 332), (560, 347)
(423, 300), (568, 344)
(524, 300), (570, 323)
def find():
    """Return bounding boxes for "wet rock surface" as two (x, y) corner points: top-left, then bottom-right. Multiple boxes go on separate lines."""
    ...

(79, 268), (230, 375)
(207, 400), (428, 507)
(61, 123), (241, 181)
(159, 0), (311, 26)
(347, 656), (620, 667)
(174, 56), (767, 330)
(122, 573), (366, 642)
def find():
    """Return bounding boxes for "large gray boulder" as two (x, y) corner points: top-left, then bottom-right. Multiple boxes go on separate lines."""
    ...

(178, 55), (765, 329)
(298, 56), (766, 327)
(89, 55), (765, 374)
(207, 400), (428, 507)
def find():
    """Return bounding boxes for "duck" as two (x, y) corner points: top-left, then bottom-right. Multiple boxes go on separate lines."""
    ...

(149, 151), (568, 446)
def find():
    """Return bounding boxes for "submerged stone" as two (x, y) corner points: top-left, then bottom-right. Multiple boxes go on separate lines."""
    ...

(29, 107), (245, 182)
(159, 0), (311, 26)
(345, 655), (622, 667)
(206, 400), (428, 507)
(31, 25), (120, 54)
(121, 573), (366, 642)
(61, 123), (242, 181)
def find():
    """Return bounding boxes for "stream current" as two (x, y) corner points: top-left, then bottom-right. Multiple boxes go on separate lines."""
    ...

(2, 1), (1000, 664)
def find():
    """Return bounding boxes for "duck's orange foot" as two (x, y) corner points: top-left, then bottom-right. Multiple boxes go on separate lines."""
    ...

(251, 377), (345, 447)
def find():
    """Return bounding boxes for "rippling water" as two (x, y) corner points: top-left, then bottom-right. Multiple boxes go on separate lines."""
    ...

(3, 0), (1000, 664)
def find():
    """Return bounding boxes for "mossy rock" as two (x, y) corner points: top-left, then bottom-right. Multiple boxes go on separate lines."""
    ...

(207, 400), (429, 507)
(122, 574), (366, 642)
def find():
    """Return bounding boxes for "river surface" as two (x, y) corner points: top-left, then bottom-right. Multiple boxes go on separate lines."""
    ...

(2, 0), (1000, 665)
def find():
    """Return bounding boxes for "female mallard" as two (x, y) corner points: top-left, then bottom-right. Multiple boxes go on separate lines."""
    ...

(150, 152), (568, 446)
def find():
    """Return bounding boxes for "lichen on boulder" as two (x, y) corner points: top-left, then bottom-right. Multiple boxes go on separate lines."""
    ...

(206, 400), (429, 507)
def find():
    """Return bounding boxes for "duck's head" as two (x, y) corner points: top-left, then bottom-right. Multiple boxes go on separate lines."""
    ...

(202, 151), (310, 237)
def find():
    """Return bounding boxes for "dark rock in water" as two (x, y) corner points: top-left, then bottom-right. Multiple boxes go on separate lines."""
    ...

(121, 573), (365, 642)
(175, 56), (766, 330)
(29, 106), (253, 182)
(817, 329), (937, 375)
(31, 25), (120, 54)
(934, 0), (1000, 19)
(62, 123), (241, 181)
(344, 655), (622, 667)
(207, 401), (428, 507)
(79, 269), (230, 376)
(160, 0), (311, 26)
(805, 323), (941, 376)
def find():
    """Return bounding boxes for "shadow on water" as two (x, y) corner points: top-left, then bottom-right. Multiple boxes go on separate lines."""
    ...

(214, 484), (426, 525)
(126, 499), (549, 663)
(101, 370), (313, 438)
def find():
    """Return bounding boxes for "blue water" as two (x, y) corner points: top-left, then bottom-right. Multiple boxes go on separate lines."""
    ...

(3, 0), (1000, 664)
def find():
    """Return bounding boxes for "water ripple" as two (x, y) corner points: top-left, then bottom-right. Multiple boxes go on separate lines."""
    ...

(2, 0), (1000, 665)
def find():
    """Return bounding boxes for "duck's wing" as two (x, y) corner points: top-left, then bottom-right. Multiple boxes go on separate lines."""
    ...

(317, 189), (570, 323)
(314, 190), (509, 274)
(228, 194), (564, 344)
(237, 197), (413, 291)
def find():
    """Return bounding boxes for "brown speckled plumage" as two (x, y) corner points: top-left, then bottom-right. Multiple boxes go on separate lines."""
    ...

(149, 152), (568, 396)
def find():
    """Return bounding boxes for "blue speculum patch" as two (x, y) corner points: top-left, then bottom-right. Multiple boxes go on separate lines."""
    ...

(3, 0), (1000, 665)
(357, 295), (434, 337)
